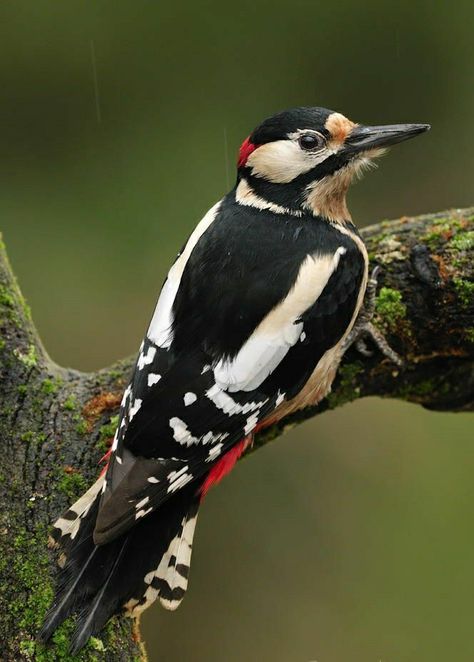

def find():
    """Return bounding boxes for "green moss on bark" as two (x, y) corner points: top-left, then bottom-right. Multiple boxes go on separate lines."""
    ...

(374, 287), (407, 331)
(63, 395), (78, 411)
(326, 362), (364, 408)
(453, 277), (474, 307)
(57, 471), (87, 500)
(14, 344), (38, 368)
(96, 415), (119, 453)
(449, 230), (474, 251)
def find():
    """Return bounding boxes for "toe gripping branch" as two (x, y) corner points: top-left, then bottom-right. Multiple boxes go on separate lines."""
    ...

(343, 266), (403, 367)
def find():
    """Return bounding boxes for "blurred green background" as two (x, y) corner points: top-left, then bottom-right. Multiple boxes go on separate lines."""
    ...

(1, 1), (473, 660)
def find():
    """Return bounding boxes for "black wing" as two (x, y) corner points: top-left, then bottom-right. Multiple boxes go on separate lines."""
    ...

(96, 198), (365, 543)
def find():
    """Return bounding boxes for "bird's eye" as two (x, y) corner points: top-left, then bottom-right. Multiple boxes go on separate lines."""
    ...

(298, 133), (324, 151)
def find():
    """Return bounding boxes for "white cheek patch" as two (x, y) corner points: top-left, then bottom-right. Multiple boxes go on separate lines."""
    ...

(247, 139), (332, 184)
(147, 200), (222, 347)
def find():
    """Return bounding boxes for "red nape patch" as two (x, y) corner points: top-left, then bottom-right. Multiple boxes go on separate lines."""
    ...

(200, 436), (252, 499)
(238, 136), (259, 168)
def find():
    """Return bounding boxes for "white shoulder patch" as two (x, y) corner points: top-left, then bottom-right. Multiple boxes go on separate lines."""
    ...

(147, 200), (222, 348)
(214, 247), (346, 392)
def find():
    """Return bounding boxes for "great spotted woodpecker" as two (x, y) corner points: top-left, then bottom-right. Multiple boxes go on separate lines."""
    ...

(40, 106), (429, 652)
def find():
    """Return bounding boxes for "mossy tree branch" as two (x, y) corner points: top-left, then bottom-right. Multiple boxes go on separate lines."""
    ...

(0, 208), (473, 660)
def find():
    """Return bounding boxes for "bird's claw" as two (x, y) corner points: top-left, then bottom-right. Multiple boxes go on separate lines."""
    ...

(343, 266), (403, 367)
(354, 337), (373, 358)
(357, 322), (403, 367)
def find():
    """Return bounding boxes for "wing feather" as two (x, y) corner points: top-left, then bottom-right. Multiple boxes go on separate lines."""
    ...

(214, 248), (346, 392)
(97, 199), (365, 544)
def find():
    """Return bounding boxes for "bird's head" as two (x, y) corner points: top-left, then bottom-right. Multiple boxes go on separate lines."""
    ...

(236, 107), (429, 222)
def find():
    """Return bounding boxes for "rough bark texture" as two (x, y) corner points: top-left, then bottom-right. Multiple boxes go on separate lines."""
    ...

(0, 207), (473, 660)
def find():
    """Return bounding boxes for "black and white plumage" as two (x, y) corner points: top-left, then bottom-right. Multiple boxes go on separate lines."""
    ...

(40, 107), (429, 652)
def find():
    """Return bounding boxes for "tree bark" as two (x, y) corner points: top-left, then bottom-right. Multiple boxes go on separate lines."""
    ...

(0, 207), (472, 660)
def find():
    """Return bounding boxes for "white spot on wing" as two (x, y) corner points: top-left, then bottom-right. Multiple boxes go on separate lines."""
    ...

(136, 496), (150, 509)
(276, 391), (285, 406)
(121, 385), (132, 406)
(167, 467), (193, 492)
(169, 418), (198, 446)
(147, 373), (161, 387)
(137, 346), (156, 370)
(184, 392), (197, 406)
(169, 416), (228, 447)
(201, 430), (229, 444)
(129, 398), (143, 420)
(167, 466), (189, 481)
(244, 412), (260, 435)
(206, 383), (267, 415)
(207, 442), (223, 462)
(136, 506), (153, 520)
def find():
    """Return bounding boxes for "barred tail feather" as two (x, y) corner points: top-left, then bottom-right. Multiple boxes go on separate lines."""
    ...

(128, 500), (199, 614)
(49, 475), (105, 554)
(160, 505), (198, 610)
(40, 481), (200, 653)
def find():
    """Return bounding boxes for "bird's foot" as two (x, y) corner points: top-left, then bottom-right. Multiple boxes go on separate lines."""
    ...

(343, 266), (403, 367)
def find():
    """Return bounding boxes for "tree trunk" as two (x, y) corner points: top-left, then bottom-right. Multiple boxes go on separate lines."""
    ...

(0, 207), (472, 660)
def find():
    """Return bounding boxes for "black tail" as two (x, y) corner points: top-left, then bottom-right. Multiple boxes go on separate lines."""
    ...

(39, 478), (200, 654)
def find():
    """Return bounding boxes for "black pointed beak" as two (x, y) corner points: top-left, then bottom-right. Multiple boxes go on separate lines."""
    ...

(345, 123), (430, 153)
